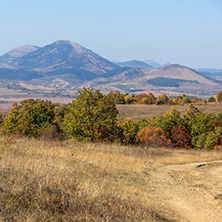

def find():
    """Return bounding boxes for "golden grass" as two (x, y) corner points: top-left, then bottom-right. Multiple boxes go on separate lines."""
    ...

(117, 103), (222, 120)
(1, 137), (222, 221)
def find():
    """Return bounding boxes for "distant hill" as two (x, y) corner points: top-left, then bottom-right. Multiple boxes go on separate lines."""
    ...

(195, 68), (222, 81)
(144, 59), (162, 68)
(116, 60), (153, 69)
(0, 40), (119, 80)
(0, 40), (221, 96)
(0, 45), (40, 59)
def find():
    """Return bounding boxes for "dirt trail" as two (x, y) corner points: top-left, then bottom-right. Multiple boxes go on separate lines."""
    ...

(145, 160), (222, 222)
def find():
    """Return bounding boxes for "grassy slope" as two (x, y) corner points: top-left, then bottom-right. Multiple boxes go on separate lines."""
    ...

(1, 137), (222, 221)
(117, 103), (222, 120)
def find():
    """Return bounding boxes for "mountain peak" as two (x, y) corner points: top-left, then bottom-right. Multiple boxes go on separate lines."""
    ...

(52, 40), (86, 54)
(1, 45), (40, 59)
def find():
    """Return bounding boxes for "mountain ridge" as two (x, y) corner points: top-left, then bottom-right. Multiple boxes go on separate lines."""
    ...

(0, 40), (220, 96)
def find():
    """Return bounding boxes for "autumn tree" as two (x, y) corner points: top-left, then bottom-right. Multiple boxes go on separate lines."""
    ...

(142, 92), (156, 104)
(64, 88), (119, 142)
(156, 94), (168, 105)
(216, 91), (222, 102)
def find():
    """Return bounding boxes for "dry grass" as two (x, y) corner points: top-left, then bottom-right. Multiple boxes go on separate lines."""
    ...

(1, 137), (222, 221)
(117, 103), (222, 120)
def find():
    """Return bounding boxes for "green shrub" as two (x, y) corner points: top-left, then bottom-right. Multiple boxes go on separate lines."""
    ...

(64, 88), (120, 142)
(190, 113), (216, 147)
(121, 119), (139, 145)
(3, 99), (55, 137)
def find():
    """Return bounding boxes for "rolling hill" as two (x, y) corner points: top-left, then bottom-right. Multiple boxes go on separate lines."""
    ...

(0, 40), (221, 96)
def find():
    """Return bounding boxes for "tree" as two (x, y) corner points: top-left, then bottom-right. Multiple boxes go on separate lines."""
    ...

(216, 91), (222, 102)
(149, 108), (185, 137)
(124, 95), (135, 104)
(184, 104), (201, 122)
(142, 93), (156, 104)
(181, 95), (191, 104)
(3, 99), (55, 137)
(64, 88), (119, 142)
(137, 93), (147, 104)
(107, 90), (125, 104)
(156, 94), (168, 105)
(208, 96), (215, 102)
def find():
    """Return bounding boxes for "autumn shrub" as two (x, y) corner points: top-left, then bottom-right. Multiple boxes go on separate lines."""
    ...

(216, 91), (222, 102)
(184, 103), (202, 122)
(149, 108), (185, 137)
(156, 94), (168, 105)
(171, 126), (191, 148)
(136, 126), (171, 147)
(137, 93), (147, 104)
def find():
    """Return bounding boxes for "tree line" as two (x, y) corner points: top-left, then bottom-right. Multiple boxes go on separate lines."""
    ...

(109, 90), (222, 105)
(1, 87), (222, 150)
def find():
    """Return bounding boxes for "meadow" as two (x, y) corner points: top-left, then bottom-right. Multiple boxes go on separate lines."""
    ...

(1, 101), (222, 221)
(117, 103), (222, 120)
(1, 137), (222, 221)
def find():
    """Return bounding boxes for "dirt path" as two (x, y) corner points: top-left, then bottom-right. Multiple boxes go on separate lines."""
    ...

(145, 160), (222, 221)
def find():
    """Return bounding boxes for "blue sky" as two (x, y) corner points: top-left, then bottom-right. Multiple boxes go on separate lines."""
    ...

(0, 0), (222, 68)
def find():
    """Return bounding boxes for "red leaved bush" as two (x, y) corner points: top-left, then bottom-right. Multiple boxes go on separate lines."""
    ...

(171, 126), (191, 148)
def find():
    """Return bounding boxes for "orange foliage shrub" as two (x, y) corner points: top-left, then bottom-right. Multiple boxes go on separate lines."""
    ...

(171, 126), (191, 148)
(137, 93), (147, 104)
(136, 126), (171, 147)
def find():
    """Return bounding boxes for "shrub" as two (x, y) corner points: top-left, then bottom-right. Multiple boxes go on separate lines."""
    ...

(3, 99), (55, 137)
(121, 119), (139, 145)
(136, 126), (171, 147)
(137, 119), (149, 131)
(156, 94), (168, 105)
(149, 108), (185, 137)
(184, 104), (201, 122)
(64, 88), (120, 142)
(208, 96), (215, 102)
(137, 93), (147, 104)
(181, 95), (191, 104)
(216, 91), (222, 102)
(190, 113), (217, 148)
(141, 93), (156, 104)
(171, 126), (191, 148)
(107, 90), (126, 104)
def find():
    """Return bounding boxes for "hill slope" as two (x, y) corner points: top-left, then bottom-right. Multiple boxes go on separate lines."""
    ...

(0, 41), (221, 96)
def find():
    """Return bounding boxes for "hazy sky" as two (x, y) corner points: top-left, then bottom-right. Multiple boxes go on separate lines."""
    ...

(0, 0), (222, 68)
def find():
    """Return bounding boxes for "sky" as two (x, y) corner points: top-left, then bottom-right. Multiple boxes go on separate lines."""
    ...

(0, 0), (222, 68)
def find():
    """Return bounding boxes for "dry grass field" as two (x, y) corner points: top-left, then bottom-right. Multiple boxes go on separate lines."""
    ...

(1, 137), (222, 221)
(117, 103), (222, 120)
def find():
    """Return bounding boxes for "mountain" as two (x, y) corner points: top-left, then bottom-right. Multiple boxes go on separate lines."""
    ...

(0, 40), (119, 80)
(116, 60), (153, 68)
(84, 64), (222, 96)
(195, 68), (222, 81)
(144, 59), (162, 68)
(0, 45), (40, 59)
(0, 40), (221, 96)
